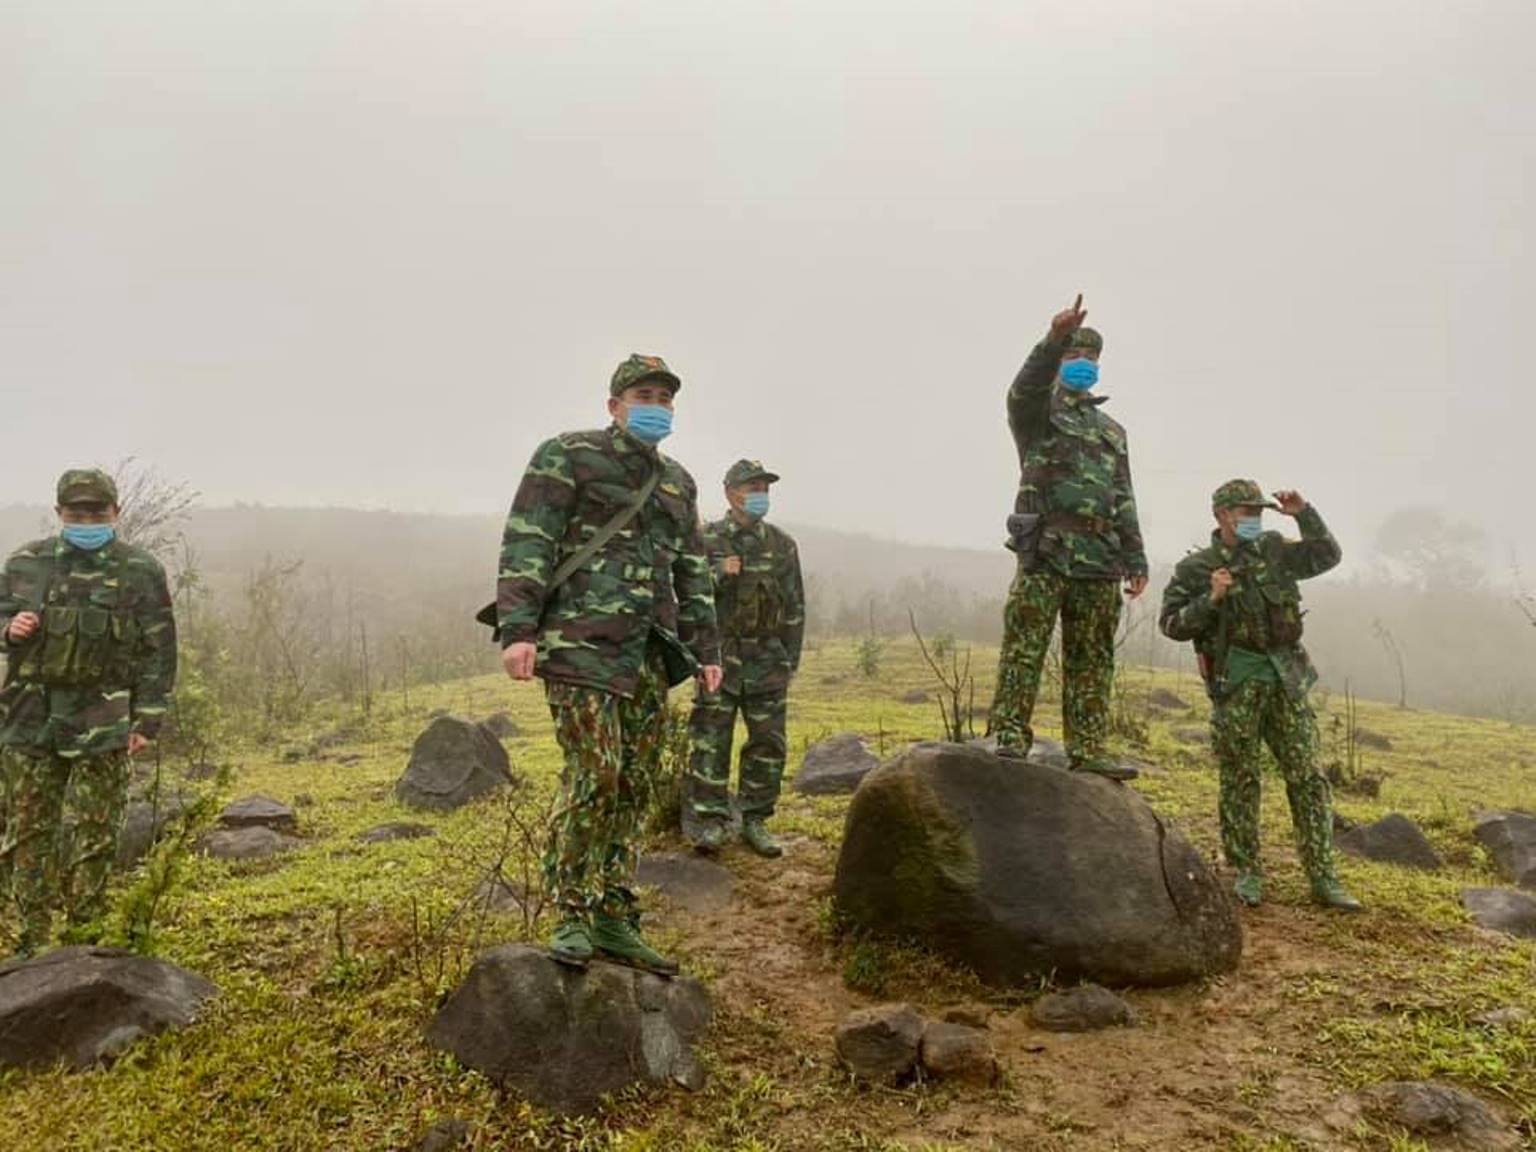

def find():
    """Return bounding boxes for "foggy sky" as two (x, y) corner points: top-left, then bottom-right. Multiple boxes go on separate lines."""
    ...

(3, 1), (1531, 568)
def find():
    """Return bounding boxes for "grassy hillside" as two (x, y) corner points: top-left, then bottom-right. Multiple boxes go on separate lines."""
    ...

(2, 642), (1532, 1150)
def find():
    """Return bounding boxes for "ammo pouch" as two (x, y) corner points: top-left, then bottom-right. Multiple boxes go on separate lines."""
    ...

(31, 604), (136, 687)
(729, 573), (785, 639)
(1005, 512), (1045, 568)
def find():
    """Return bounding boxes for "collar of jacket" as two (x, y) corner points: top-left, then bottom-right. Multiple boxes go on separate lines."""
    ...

(607, 421), (662, 458)
(1208, 531), (1260, 563)
(1059, 388), (1111, 409)
(53, 535), (119, 564)
(725, 514), (765, 539)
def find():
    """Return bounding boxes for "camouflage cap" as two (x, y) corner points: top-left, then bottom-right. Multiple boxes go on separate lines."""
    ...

(1212, 479), (1280, 511)
(1067, 327), (1103, 354)
(56, 468), (118, 507)
(610, 354), (681, 397)
(724, 459), (780, 488)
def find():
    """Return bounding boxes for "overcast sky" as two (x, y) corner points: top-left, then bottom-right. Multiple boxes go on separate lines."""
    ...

(3, 1), (1531, 566)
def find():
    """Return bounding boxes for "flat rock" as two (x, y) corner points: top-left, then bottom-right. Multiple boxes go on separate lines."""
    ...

(116, 795), (188, 868)
(1354, 728), (1394, 752)
(834, 742), (1242, 988)
(635, 854), (734, 914)
(425, 944), (710, 1115)
(199, 826), (301, 861)
(1336, 812), (1443, 871)
(1147, 689), (1191, 711)
(919, 1020), (998, 1085)
(1472, 811), (1536, 889)
(1331, 1080), (1519, 1151)
(396, 716), (514, 812)
(1173, 727), (1210, 746)
(1462, 888), (1536, 938)
(357, 821), (436, 844)
(218, 795), (297, 832)
(794, 734), (880, 795)
(834, 1002), (923, 1084)
(1031, 984), (1135, 1032)
(0, 947), (217, 1070)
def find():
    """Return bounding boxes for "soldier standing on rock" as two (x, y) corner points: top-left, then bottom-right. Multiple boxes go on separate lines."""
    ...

(685, 460), (805, 858)
(0, 469), (177, 958)
(495, 354), (723, 974)
(987, 294), (1149, 780)
(1158, 479), (1362, 911)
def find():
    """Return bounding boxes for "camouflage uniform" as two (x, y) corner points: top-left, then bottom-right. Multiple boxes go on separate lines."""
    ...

(988, 328), (1147, 766)
(497, 356), (720, 922)
(687, 461), (805, 828)
(0, 470), (177, 955)
(1158, 480), (1343, 891)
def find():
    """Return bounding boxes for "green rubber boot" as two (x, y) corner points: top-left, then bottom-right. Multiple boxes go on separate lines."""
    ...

(548, 917), (594, 969)
(591, 913), (679, 976)
(1232, 872), (1264, 908)
(1310, 878), (1364, 912)
(742, 819), (783, 859)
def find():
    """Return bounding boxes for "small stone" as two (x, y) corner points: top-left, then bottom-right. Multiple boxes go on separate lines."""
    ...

(415, 1117), (468, 1152)
(835, 1003), (923, 1084)
(635, 854), (734, 914)
(1147, 689), (1190, 711)
(199, 827), (301, 861)
(898, 689), (929, 705)
(218, 795), (297, 833)
(1338, 1080), (1519, 1151)
(1462, 888), (1536, 939)
(795, 734), (881, 795)
(480, 712), (519, 739)
(940, 1005), (990, 1030)
(357, 822), (436, 844)
(1336, 813), (1443, 871)
(1471, 1006), (1530, 1030)
(919, 1020), (998, 1085)
(1353, 729), (1393, 752)
(1473, 811), (1536, 890)
(1031, 984), (1135, 1033)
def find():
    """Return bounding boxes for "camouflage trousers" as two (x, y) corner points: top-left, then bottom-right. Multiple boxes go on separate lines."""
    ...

(1211, 679), (1337, 883)
(0, 748), (130, 955)
(542, 653), (667, 921)
(988, 568), (1121, 763)
(686, 687), (787, 822)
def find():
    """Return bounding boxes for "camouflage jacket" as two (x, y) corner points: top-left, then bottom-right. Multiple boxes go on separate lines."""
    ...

(0, 536), (178, 757)
(701, 514), (805, 695)
(496, 424), (721, 697)
(1008, 338), (1147, 579)
(1158, 505), (1341, 699)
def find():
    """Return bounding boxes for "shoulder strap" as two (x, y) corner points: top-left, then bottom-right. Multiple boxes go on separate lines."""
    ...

(475, 462), (663, 631)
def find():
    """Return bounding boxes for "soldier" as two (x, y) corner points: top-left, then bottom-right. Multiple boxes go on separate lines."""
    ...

(496, 354), (723, 974)
(988, 294), (1148, 779)
(1158, 480), (1362, 911)
(685, 460), (805, 858)
(0, 469), (177, 958)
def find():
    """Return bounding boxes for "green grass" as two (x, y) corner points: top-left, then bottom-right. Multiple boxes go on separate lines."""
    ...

(2, 638), (1534, 1149)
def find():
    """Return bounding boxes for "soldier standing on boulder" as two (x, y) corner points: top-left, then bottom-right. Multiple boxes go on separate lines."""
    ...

(1158, 480), (1362, 911)
(685, 460), (805, 858)
(496, 354), (723, 974)
(0, 469), (177, 958)
(988, 294), (1149, 779)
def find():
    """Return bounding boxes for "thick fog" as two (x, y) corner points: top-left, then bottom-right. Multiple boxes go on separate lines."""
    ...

(3, 0), (1532, 570)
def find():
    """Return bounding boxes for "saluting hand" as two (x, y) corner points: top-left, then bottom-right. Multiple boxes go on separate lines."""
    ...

(5, 611), (40, 643)
(1049, 293), (1088, 344)
(1210, 568), (1235, 602)
(1273, 490), (1308, 517)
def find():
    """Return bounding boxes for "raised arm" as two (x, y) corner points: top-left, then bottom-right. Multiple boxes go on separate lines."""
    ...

(496, 437), (577, 647)
(1274, 492), (1342, 581)
(1007, 296), (1087, 448)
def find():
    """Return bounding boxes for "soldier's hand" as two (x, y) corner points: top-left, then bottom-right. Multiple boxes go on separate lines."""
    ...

(5, 611), (40, 642)
(502, 642), (537, 681)
(700, 665), (723, 694)
(1124, 574), (1148, 601)
(127, 733), (151, 757)
(721, 556), (743, 577)
(1210, 568), (1235, 602)
(1048, 293), (1087, 344)
(1273, 490), (1308, 516)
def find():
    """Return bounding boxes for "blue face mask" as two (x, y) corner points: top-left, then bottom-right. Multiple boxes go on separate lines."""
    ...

(743, 492), (771, 520)
(62, 524), (115, 551)
(1059, 358), (1100, 392)
(624, 404), (673, 445)
(1234, 517), (1264, 543)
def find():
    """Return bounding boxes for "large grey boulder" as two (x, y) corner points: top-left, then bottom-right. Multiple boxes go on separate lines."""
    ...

(793, 734), (880, 795)
(1462, 888), (1536, 939)
(1336, 812), (1443, 871)
(1472, 811), (1536, 889)
(425, 945), (710, 1115)
(833, 742), (1242, 988)
(0, 947), (217, 1070)
(397, 716), (514, 811)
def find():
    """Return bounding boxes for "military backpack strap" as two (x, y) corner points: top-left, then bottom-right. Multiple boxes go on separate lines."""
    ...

(476, 463), (663, 634)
